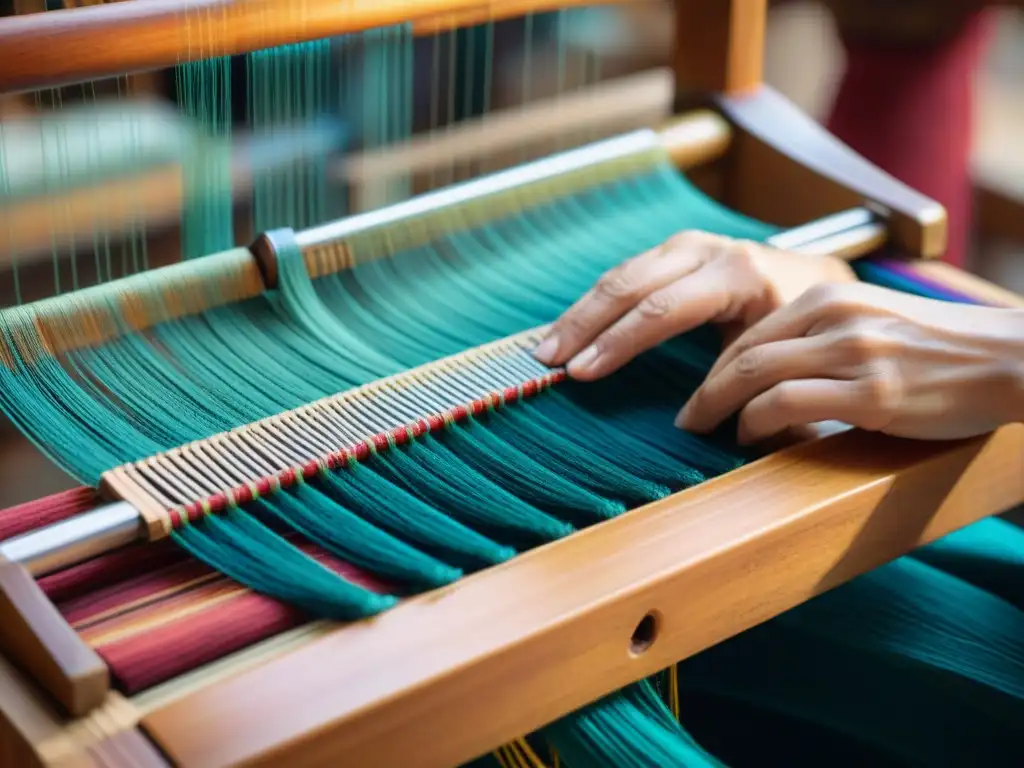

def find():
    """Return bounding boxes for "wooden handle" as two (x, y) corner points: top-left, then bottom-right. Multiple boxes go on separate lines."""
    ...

(718, 86), (947, 258)
(0, 558), (109, 718)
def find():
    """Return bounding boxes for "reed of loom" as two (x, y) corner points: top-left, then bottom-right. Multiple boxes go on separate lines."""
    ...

(0, 1), (1023, 766)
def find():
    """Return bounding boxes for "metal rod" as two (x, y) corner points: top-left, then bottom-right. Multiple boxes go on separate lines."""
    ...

(767, 207), (878, 251)
(296, 129), (661, 250)
(0, 501), (144, 577)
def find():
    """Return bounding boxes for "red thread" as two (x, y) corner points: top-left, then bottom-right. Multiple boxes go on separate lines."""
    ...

(0, 486), (102, 541)
(161, 370), (563, 531)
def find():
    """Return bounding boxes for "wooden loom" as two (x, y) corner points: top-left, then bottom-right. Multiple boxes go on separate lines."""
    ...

(0, 1), (1023, 766)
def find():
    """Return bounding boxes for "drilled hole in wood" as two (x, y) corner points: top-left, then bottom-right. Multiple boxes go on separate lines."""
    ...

(630, 612), (658, 656)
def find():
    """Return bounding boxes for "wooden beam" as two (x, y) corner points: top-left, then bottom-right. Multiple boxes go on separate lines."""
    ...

(0, 0), (629, 94)
(674, 0), (766, 96)
(142, 423), (1024, 768)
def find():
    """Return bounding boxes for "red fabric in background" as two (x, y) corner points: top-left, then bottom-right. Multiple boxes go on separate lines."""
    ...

(825, 12), (994, 267)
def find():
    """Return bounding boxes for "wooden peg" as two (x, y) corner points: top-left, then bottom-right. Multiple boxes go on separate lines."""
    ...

(0, 557), (108, 718)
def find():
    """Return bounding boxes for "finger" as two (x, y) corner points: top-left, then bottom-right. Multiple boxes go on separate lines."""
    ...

(566, 265), (735, 380)
(704, 283), (845, 383)
(533, 240), (705, 365)
(678, 333), (852, 433)
(732, 378), (892, 444)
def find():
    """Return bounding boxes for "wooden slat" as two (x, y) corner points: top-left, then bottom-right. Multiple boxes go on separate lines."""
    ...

(0, 559), (108, 719)
(674, 0), (765, 95)
(142, 424), (1024, 768)
(0, 0), (628, 94)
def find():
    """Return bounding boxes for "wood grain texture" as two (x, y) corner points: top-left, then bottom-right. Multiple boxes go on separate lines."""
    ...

(0, 654), (161, 768)
(719, 86), (948, 258)
(142, 424), (1024, 768)
(0, 559), (108, 719)
(674, 0), (766, 95)
(0, 0), (624, 94)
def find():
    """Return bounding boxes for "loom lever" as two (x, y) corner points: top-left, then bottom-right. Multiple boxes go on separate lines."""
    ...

(0, 502), (141, 716)
(0, 501), (143, 578)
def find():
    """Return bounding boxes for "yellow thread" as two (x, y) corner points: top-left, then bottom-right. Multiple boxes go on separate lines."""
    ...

(493, 747), (512, 768)
(669, 663), (680, 720)
(514, 738), (550, 768)
(505, 743), (531, 768)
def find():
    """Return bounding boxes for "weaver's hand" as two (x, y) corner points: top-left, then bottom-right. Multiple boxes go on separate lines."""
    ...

(680, 281), (1024, 444)
(532, 230), (856, 380)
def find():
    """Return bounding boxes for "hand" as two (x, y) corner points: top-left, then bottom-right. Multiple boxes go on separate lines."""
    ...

(679, 281), (1024, 444)
(532, 230), (857, 380)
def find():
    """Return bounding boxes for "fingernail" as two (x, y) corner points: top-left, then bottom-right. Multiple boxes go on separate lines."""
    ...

(674, 402), (692, 430)
(533, 335), (559, 364)
(567, 345), (600, 376)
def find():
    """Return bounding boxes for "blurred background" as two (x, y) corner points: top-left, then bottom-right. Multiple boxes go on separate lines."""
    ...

(0, 0), (1021, 505)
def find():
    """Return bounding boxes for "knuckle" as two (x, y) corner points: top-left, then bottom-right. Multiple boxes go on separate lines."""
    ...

(768, 382), (800, 413)
(667, 230), (703, 249)
(594, 325), (634, 359)
(637, 290), (674, 318)
(803, 282), (846, 308)
(594, 266), (635, 300)
(838, 322), (895, 363)
(801, 282), (871, 324)
(553, 309), (587, 341)
(723, 240), (759, 272)
(862, 375), (898, 408)
(734, 348), (764, 379)
(858, 376), (900, 430)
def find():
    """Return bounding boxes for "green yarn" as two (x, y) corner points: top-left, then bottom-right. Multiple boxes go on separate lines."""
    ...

(320, 461), (517, 571)
(263, 486), (462, 590)
(676, 556), (1024, 767)
(172, 508), (395, 620)
(524, 394), (705, 489)
(177, 56), (235, 259)
(545, 683), (726, 768)
(481, 406), (673, 505)
(911, 516), (1024, 611)
(249, 40), (336, 232)
(441, 417), (627, 526)
(365, 440), (575, 546)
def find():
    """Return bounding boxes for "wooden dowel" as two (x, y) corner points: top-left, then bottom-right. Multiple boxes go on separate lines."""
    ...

(1, 247), (263, 364)
(0, 0), (629, 95)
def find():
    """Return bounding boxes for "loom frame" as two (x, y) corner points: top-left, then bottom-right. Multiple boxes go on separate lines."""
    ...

(0, 0), (1019, 765)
